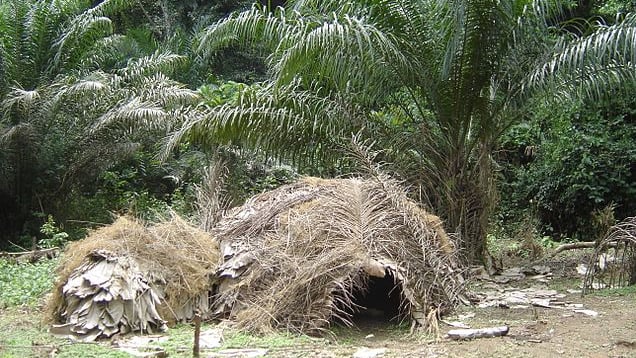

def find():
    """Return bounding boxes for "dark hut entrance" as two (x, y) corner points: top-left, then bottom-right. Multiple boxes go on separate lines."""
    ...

(344, 270), (406, 327)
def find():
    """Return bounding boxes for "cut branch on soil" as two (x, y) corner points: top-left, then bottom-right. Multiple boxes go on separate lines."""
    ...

(447, 326), (509, 340)
(0, 247), (60, 262)
(553, 242), (597, 254)
(533, 242), (615, 264)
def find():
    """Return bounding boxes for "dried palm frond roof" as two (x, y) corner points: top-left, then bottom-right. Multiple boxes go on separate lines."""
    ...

(47, 214), (219, 341)
(211, 175), (467, 334)
(583, 216), (636, 293)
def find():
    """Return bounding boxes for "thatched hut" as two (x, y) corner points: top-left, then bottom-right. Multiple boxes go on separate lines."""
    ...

(211, 176), (467, 334)
(47, 215), (219, 341)
(583, 216), (636, 292)
(48, 175), (466, 339)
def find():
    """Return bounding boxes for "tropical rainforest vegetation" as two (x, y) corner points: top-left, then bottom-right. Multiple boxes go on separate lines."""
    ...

(1, 0), (635, 263)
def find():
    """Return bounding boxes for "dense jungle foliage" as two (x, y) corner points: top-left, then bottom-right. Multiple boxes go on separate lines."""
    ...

(1, 0), (635, 263)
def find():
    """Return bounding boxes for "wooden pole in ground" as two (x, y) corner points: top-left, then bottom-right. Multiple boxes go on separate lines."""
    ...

(193, 311), (201, 358)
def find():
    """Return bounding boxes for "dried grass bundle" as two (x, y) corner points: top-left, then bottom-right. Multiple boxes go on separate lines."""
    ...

(212, 176), (467, 334)
(47, 214), (218, 340)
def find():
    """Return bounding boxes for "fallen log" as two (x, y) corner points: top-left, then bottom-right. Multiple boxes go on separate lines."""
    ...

(447, 326), (509, 340)
(0, 247), (60, 256)
(553, 242), (597, 254)
(532, 241), (617, 265)
(0, 247), (60, 262)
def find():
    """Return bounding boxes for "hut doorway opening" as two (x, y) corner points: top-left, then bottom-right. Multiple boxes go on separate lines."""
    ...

(348, 270), (405, 326)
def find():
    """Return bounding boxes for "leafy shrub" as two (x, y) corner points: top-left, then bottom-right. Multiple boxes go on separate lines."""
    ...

(198, 81), (246, 106)
(0, 258), (58, 307)
(86, 151), (180, 222)
(39, 215), (69, 249)
(501, 97), (636, 241)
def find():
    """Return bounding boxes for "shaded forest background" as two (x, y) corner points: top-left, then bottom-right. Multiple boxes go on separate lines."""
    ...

(1, 0), (636, 263)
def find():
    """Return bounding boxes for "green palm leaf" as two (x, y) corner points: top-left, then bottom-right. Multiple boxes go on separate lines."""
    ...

(118, 51), (188, 81)
(49, 0), (132, 73)
(169, 81), (358, 163)
(528, 13), (636, 97)
(182, 0), (636, 262)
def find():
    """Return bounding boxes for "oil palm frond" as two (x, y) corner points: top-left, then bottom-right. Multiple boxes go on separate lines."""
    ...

(528, 12), (636, 96)
(183, 0), (636, 262)
(91, 98), (168, 134)
(118, 50), (187, 82)
(1, 87), (40, 117)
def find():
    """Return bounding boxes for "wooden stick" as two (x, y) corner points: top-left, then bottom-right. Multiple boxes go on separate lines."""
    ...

(0, 247), (60, 257)
(447, 326), (509, 340)
(193, 311), (201, 358)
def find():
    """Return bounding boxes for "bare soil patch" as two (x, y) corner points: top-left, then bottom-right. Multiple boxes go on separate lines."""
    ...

(438, 290), (636, 358)
(316, 248), (636, 358)
(3, 250), (636, 357)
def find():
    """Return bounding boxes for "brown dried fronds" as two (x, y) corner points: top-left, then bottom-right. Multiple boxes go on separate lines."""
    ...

(212, 176), (467, 334)
(592, 203), (617, 241)
(54, 217), (143, 283)
(47, 214), (218, 327)
(424, 308), (440, 340)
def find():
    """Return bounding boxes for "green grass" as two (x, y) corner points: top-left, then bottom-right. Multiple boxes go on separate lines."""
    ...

(328, 320), (415, 346)
(0, 258), (59, 308)
(0, 307), (131, 358)
(156, 323), (194, 357)
(54, 344), (131, 358)
(544, 275), (636, 297)
(0, 305), (457, 358)
(0, 258), (131, 358)
(0, 307), (55, 358)
(589, 284), (636, 297)
(133, 324), (324, 357)
(0, 257), (321, 357)
(223, 330), (316, 349)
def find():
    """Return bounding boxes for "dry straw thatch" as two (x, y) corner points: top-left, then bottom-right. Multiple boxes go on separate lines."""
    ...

(211, 175), (467, 334)
(47, 215), (218, 341)
(583, 216), (636, 293)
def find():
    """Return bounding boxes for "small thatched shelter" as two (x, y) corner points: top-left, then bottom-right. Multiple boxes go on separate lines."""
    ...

(47, 215), (218, 341)
(211, 176), (467, 334)
(583, 216), (636, 292)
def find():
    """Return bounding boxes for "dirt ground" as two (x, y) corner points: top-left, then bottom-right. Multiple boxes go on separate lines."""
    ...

(2, 252), (636, 357)
(321, 250), (636, 358)
(330, 288), (636, 358)
(441, 293), (636, 358)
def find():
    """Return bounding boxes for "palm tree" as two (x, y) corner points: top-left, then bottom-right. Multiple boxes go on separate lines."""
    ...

(0, 0), (127, 233)
(176, 0), (636, 262)
(0, 0), (197, 241)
